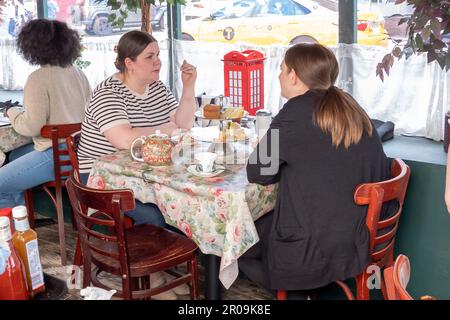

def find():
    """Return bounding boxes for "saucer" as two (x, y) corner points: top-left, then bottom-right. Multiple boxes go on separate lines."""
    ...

(187, 164), (225, 178)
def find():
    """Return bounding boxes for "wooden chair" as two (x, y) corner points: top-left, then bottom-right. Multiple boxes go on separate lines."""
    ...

(277, 158), (411, 300)
(66, 131), (135, 267)
(25, 123), (81, 266)
(384, 254), (436, 300)
(65, 174), (199, 300)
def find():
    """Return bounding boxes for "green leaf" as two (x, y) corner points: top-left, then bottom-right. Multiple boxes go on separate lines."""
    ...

(430, 18), (442, 39)
(415, 33), (424, 50)
(421, 26), (431, 42)
(107, 13), (116, 22)
(117, 17), (125, 29)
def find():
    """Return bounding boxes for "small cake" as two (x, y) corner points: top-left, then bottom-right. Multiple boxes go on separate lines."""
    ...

(216, 122), (247, 142)
(203, 104), (221, 119)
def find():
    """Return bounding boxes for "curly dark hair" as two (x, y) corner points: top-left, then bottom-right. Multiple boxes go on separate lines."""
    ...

(16, 19), (82, 67)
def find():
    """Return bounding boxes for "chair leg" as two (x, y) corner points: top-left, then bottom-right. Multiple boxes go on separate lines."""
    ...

(334, 280), (355, 300)
(73, 237), (83, 267)
(24, 189), (35, 229)
(188, 255), (199, 300)
(356, 273), (370, 300)
(54, 187), (67, 266)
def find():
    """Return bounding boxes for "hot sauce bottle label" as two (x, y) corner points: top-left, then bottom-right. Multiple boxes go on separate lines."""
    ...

(25, 239), (44, 290)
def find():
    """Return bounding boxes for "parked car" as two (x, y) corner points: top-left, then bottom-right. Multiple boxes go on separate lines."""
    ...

(182, 0), (229, 20)
(358, 0), (414, 18)
(181, 0), (388, 46)
(84, 1), (167, 36)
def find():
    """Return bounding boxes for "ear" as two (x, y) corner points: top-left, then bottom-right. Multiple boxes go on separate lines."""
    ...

(124, 57), (134, 71)
(289, 69), (298, 86)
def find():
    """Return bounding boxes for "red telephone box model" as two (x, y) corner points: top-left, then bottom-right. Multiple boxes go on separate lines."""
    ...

(223, 50), (265, 116)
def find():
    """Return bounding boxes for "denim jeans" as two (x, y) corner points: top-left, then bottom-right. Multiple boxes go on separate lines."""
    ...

(79, 173), (166, 227)
(0, 143), (65, 208)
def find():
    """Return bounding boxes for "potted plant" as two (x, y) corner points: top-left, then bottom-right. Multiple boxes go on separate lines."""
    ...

(96, 0), (185, 33)
(376, 0), (449, 150)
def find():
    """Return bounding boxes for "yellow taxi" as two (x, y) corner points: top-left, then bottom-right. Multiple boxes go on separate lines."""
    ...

(181, 0), (388, 47)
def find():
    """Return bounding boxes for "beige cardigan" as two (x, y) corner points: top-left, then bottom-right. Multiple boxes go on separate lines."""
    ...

(7, 65), (91, 151)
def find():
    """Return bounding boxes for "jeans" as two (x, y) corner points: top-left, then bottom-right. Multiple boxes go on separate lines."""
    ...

(79, 173), (166, 227)
(0, 143), (63, 208)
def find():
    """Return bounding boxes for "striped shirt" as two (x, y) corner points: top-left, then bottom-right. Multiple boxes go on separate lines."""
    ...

(78, 76), (178, 173)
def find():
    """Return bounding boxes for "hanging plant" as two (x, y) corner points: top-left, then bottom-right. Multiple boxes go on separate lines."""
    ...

(377, 0), (450, 81)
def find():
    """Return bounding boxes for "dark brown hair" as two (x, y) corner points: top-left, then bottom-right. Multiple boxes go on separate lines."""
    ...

(284, 43), (373, 149)
(114, 30), (157, 72)
(16, 19), (81, 67)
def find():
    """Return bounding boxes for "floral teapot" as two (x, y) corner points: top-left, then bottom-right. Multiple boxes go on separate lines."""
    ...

(130, 130), (175, 166)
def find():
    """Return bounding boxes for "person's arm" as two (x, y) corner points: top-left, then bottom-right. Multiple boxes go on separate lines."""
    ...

(246, 117), (285, 185)
(87, 86), (179, 150)
(7, 72), (48, 137)
(104, 122), (179, 150)
(445, 151), (450, 213)
(172, 60), (197, 130)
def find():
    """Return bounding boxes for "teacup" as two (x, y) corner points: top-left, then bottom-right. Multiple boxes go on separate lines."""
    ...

(194, 152), (217, 173)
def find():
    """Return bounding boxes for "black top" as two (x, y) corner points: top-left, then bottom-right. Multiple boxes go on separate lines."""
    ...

(246, 89), (391, 290)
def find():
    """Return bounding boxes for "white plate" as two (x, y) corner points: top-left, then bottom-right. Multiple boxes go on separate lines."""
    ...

(195, 109), (248, 120)
(187, 164), (225, 178)
(190, 126), (250, 143)
(190, 126), (221, 142)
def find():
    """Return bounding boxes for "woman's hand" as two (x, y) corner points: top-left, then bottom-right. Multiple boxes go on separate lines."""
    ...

(180, 60), (197, 88)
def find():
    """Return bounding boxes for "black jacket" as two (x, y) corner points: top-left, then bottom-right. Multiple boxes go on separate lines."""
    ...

(246, 90), (391, 290)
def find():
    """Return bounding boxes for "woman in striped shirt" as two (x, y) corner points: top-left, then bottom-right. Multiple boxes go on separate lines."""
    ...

(78, 30), (197, 226)
(77, 30), (197, 299)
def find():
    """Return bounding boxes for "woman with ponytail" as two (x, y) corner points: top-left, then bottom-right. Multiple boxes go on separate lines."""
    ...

(241, 43), (391, 298)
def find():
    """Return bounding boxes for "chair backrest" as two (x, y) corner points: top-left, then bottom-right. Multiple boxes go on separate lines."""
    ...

(66, 131), (81, 182)
(41, 123), (82, 188)
(354, 158), (411, 266)
(65, 174), (136, 298)
(384, 254), (413, 300)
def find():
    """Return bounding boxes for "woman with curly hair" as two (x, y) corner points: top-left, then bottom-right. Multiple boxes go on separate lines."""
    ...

(0, 19), (91, 208)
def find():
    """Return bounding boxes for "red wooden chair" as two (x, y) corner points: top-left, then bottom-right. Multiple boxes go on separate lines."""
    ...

(65, 174), (199, 300)
(66, 131), (134, 268)
(384, 254), (436, 300)
(277, 158), (411, 300)
(25, 123), (81, 266)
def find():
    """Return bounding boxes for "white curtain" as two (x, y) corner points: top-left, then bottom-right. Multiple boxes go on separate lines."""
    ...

(0, 36), (170, 90)
(173, 39), (449, 141)
(0, 37), (447, 140)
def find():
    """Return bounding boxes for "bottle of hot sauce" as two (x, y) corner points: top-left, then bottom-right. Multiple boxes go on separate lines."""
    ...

(0, 216), (29, 300)
(12, 206), (45, 298)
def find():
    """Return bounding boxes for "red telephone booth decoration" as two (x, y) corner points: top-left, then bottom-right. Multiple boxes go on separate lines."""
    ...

(223, 50), (265, 116)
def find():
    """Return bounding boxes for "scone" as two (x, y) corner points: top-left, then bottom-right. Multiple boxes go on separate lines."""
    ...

(203, 104), (221, 119)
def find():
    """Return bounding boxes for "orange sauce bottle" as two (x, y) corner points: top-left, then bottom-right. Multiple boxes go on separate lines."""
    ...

(0, 216), (29, 300)
(12, 206), (45, 297)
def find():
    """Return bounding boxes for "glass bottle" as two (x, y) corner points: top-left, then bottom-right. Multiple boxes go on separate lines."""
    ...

(12, 206), (45, 298)
(0, 216), (29, 300)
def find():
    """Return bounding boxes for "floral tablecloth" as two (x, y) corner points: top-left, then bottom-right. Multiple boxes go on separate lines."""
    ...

(87, 144), (278, 289)
(0, 125), (32, 167)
